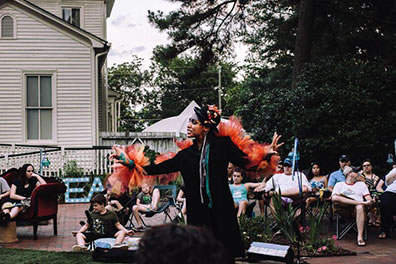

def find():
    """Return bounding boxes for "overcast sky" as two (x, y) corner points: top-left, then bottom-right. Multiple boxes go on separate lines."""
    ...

(107, 0), (247, 69)
(107, 0), (179, 68)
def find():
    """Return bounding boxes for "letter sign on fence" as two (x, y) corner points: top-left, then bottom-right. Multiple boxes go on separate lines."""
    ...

(64, 177), (105, 203)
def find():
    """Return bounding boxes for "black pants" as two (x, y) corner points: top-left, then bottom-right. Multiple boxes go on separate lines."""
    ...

(380, 191), (396, 234)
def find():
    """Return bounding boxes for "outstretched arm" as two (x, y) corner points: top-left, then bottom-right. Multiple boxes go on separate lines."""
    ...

(245, 182), (261, 191)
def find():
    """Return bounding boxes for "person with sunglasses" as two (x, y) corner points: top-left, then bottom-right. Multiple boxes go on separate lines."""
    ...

(0, 164), (46, 224)
(110, 105), (282, 263)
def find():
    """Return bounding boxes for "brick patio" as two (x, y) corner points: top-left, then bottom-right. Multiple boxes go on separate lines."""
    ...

(0, 203), (395, 263)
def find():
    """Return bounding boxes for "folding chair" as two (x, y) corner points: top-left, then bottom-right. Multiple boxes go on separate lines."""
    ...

(128, 185), (177, 228)
(334, 211), (367, 240)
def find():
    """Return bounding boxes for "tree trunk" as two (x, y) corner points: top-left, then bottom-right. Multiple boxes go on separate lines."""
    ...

(292, 0), (314, 88)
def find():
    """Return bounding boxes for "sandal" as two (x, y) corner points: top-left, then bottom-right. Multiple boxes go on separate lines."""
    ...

(378, 232), (387, 239)
(357, 240), (366, 246)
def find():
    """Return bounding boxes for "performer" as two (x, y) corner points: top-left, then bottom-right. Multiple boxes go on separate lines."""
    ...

(110, 105), (282, 262)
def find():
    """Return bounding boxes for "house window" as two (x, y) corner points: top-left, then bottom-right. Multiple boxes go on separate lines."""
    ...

(62, 7), (80, 27)
(1, 15), (14, 38)
(26, 75), (53, 140)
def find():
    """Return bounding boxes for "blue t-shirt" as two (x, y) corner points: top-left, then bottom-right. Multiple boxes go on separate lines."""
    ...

(229, 184), (248, 203)
(328, 169), (345, 188)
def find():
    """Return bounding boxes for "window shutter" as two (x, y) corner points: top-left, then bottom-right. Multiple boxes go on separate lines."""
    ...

(1, 16), (14, 38)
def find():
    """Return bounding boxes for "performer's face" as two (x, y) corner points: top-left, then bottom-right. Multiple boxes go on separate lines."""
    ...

(187, 117), (207, 138)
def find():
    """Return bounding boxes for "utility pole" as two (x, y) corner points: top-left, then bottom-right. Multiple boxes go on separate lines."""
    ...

(218, 65), (222, 110)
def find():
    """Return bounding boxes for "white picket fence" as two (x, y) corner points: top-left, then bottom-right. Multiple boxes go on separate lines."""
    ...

(0, 144), (113, 176)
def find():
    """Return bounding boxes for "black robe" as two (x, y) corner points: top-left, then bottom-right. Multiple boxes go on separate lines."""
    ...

(144, 135), (248, 259)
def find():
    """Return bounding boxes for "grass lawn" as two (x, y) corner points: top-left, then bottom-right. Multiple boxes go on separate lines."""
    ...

(0, 248), (100, 264)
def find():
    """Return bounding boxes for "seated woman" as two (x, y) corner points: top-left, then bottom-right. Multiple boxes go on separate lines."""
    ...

(229, 167), (261, 217)
(131, 182), (160, 231)
(306, 162), (328, 208)
(359, 159), (382, 226)
(1, 164), (46, 224)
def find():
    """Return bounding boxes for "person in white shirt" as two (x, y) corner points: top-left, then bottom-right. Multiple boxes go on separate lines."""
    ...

(263, 158), (311, 216)
(378, 168), (396, 239)
(331, 166), (374, 246)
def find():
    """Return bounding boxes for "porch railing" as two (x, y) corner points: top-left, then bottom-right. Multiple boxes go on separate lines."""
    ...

(0, 144), (113, 176)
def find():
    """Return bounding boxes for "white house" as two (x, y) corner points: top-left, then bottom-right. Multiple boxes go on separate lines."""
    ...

(0, 0), (116, 147)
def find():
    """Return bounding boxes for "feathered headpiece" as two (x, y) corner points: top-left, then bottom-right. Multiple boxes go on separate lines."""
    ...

(194, 105), (221, 130)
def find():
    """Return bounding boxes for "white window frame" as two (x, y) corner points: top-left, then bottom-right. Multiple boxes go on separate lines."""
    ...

(22, 71), (57, 144)
(60, 5), (84, 28)
(0, 14), (17, 39)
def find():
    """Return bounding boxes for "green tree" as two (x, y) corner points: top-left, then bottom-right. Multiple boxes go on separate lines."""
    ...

(151, 53), (239, 117)
(236, 56), (396, 173)
(108, 56), (160, 131)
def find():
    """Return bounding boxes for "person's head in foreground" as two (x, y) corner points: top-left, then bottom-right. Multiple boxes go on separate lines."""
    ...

(136, 224), (227, 264)
(187, 105), (221, 138)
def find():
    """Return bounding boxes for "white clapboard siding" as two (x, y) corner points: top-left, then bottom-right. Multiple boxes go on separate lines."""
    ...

(29, 0), (105, 39)
(0, 4), (94, 147)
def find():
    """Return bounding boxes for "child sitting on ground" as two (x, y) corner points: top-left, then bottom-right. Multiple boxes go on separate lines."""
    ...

(229, 167), (261, 217)
(132, 182), (160, 231)
(72, 193), (133, 252)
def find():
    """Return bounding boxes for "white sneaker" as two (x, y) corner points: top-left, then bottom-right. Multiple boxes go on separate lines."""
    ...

(112, 244), (129, 250)
(72, 245), (88, 252)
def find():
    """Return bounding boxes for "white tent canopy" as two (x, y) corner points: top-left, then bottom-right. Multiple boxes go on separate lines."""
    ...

(143, 101), (199, 136)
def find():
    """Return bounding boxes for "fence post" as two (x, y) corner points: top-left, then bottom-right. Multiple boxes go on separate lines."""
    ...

(5, 154), (8, 170)
(61, 146), (65, 176)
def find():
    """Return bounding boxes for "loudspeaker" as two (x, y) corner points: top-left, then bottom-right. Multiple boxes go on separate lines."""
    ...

(247, 242), (294, 263)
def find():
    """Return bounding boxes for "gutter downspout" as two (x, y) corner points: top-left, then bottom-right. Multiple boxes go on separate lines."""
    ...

(95, 45), (110, 145)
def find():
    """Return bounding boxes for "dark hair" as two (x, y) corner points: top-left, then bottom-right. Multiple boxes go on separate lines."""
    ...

(233, 167), (247, 183)
(90, 193), (106, 205)
(17, 163), (34, 184)
(193, 105), (221, 131)
(362, 159), (372, 165)
(307, 162), (320, 181)
(137, 224), (227, 264)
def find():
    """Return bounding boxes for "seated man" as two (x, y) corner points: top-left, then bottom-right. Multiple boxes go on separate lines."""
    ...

(73, 193), (133, 252)
(263, 158), (311, 215)
(131, 182), (160, 231)
(331, 166), (373, 246)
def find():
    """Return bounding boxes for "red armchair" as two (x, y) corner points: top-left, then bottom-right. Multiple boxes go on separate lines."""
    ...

(1, 168), (66, 240)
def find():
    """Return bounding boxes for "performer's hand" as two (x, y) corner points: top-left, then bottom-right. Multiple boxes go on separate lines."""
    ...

(269, 132), (284, 153)
(110, 145), (124, 163)
(127, 229), (134, 236)
(110, 145), (135, 170)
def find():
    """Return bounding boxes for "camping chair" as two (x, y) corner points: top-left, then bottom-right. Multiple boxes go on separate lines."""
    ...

(127, 185), (177, 229)
(334, 209), (368, 240)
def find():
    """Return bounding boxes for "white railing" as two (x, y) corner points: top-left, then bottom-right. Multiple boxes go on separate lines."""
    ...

(0, 144), (113, 177)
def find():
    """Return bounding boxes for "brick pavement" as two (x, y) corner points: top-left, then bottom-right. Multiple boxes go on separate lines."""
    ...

(0, 203), (395, 264)
(0, 203), (173, 252)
